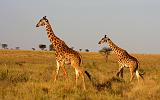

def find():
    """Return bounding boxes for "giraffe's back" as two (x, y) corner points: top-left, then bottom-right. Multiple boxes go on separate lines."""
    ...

(118, 50), (138, 70)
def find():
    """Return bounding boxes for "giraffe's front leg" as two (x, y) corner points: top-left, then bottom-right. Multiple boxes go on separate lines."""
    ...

(54, 61), (60, 82)
(116, 62), (124, 78)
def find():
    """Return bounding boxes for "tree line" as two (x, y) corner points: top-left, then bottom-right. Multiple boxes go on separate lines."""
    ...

(1, 43), (112, 62)
(38, 44), (90, 52)
(0, 43), (90, 52)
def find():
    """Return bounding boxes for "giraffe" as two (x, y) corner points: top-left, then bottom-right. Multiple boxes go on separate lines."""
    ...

(98, 35), (144, 82)
(36, 16), (86, 90)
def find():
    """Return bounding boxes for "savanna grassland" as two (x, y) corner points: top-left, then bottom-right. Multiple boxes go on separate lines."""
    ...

(0, 50), (160, 100)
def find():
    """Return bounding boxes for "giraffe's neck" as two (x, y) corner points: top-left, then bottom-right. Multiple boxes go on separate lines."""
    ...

(45, 23), (56, 38)
(107, 39), (124, 56)
(45, 23), (67, 51)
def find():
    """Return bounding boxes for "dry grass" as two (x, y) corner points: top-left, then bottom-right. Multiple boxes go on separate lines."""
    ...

(0, 50), (160, 100)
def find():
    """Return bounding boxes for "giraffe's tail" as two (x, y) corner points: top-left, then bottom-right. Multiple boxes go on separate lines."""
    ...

(136, 61), (145, 81)
(85, 71), (124, 91)
(84, 71), (91, 80)
(85, 71), (98, 87)
(136, 70), (145, 81)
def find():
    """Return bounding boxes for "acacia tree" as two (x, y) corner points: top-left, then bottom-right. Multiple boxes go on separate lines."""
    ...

(85, 49), (89, 52)
(49, 44), (55, 51)
(15, 47), (20, 50)
(39, 44), (46, 50)
(79, 49), (82, 52)
(2, 44), (8, 49)
(99, 47), (112, 62)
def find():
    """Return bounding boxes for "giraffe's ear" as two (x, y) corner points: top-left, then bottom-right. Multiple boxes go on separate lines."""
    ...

(43, 16), (47, 19)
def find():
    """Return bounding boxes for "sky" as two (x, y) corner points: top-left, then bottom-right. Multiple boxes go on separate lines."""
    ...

(0, 0), (160, 54)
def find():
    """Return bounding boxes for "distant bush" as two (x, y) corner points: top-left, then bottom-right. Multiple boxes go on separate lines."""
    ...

(85, 49), (90, 52)
(2, 44), (8, 49)
(49, 44), (55, 51)
(39, 44), (46, 50)
(0, 70), (29, 83)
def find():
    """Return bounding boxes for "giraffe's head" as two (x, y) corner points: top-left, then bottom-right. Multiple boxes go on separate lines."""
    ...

(98, 35), (110, 44)
(36, 16), (49, 27)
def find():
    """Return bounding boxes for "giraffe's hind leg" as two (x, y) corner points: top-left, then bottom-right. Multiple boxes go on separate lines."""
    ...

(74, 68), (86, 90)
(120, 68), (124, 78)
(130, 68), (135, 81)
(75, 68), (79, 87)
(79, 69), (86, 90)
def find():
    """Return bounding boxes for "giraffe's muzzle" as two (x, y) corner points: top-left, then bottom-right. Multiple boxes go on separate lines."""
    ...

(98, 41), (101, 44)
(36, 24), (39, 27)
